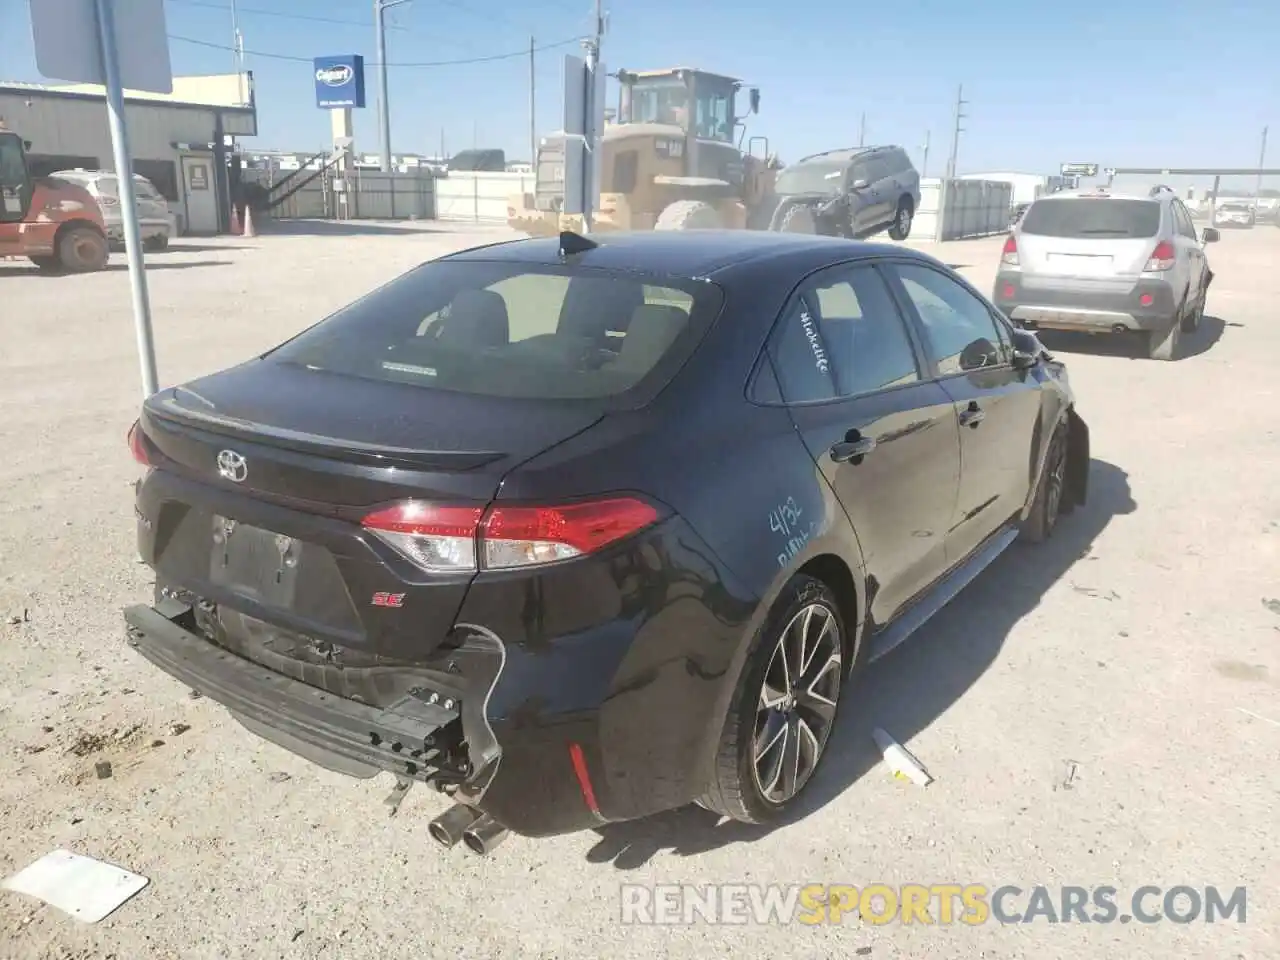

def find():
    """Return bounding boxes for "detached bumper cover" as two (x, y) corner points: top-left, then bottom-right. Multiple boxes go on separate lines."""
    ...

(124, 601), (461, 781)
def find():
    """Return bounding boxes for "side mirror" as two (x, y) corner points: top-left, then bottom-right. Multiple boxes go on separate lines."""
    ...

(1200, 227), (1219, 243)
(959, 337), (1000, 371)
(23, 140), (32, 150)
(748, 88), (760, 114)
(850, 178), (869, 190)
(1010, 328), (1044, 369)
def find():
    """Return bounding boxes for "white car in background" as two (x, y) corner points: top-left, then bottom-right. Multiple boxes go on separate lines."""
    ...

(50, 169), (174, 251)
(1213, 201), (1255, 228)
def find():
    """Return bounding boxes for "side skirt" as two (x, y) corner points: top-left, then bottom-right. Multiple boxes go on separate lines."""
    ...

(866, 525), (1019, 663)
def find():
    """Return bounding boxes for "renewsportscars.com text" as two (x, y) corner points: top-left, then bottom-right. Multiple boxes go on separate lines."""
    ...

(619, 883), (1248, 926)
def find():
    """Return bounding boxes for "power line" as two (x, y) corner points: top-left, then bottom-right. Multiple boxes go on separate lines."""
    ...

(167, 33), (585, 67)
(166, 0), (392, 28)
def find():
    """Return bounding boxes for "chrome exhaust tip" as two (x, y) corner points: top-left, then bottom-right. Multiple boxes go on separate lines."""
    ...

(428, 803), (483, 849)
(461, 814), (509, 856)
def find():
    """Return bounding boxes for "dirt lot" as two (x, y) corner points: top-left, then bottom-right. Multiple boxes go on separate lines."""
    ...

(1, 221), (1277, 959)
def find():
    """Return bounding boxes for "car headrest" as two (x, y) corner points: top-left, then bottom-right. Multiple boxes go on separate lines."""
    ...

(438, 289), (510, 347)
(615, 304), (687, 372)
(559, 282), (646, 340)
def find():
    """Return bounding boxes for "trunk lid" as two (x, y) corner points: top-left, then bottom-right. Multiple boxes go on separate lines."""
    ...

(142, 358), (604, 508)
(136, 359), (604, 676)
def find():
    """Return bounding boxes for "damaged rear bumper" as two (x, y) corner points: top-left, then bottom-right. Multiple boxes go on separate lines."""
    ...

(124, 600), (467, 783)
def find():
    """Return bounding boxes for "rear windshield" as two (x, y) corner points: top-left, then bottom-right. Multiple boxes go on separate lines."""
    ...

(1020, 198), (1162, 239)
(267, 260), (724, 401)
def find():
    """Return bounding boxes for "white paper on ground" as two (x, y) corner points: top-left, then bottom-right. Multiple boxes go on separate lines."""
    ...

(2, 849), (149, 923)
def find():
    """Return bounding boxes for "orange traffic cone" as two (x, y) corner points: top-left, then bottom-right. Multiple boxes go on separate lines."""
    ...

(229, 204), (242, 236)
(242, 204), (257, 238)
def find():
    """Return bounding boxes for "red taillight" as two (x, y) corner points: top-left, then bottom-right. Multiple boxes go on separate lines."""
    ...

(127, 419), (151, 466)
(1001, 282), (1016, 299)
(361, 502), (484, 572)
(361, 496), (661, 572)
(1139, 293), (1154, 307)
(1001, 234), (1018, 266)
(1144, 241), (1176, 271)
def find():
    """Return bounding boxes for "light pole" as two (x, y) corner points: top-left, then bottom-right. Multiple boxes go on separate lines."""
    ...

(374, 0), (412, 172)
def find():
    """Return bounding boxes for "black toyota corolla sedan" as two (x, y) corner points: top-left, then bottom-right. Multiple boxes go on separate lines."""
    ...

(124, 229), (1089, 854)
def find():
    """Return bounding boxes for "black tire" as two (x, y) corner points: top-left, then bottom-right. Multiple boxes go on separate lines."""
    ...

(1020, 418), (1070, 543)
(886, 196), (914, 241)
(56, 225), (109, 273)
(654, 200), (720, 230)
(777, 204), (817, 233)
(145, 234), (169, 252)
(699, 575), (848, 824)
(1146, 317), (1180, 361)
(28, 255), (59, 271)
(1180, 293), (1203, 333)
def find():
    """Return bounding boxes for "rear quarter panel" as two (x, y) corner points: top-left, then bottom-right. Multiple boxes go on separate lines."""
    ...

(499, 262), (869, 796)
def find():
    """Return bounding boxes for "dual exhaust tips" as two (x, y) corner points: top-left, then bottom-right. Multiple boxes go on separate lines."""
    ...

(428, 803), (508, 856)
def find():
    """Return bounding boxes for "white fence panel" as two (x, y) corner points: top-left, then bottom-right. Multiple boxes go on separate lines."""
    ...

(434, 171), (534, 223)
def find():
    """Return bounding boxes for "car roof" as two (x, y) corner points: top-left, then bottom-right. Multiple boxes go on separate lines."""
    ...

(1033, 189), (1162, 204)
(792, 145), (897, 165)
(439, 230), (932, 279)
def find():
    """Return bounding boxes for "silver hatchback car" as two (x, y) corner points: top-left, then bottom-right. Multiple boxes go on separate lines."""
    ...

(51, 169), (174, 251)
(992, 185), (1219, 360)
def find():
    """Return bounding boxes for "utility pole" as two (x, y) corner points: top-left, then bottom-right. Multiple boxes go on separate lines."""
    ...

(374, 0), (412, 173)
(580, 0), (606, 230)
(946, 84), (967, 179)
(858, 113), (866, 147)
(920, 130), (930, 178)
(529, 36), (537, 169)
(228, 0), (246, 104)
(1257, 126), (1269, 199)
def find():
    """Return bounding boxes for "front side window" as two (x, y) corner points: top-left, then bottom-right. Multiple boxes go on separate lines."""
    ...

(0, 133), (27, 188)
(630, 80), (688, 128)
(694, 90), (732, 142)
(269, 261), (720, 401)
(764, 264), (920, 403)
(892, 263), (1010, 375)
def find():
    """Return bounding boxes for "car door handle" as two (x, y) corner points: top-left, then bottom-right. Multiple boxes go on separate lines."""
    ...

(959, 401), (985, 428)
(830, 434), (877, 462)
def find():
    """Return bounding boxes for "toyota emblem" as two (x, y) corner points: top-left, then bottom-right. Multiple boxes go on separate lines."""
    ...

(216, 449), (248, 483)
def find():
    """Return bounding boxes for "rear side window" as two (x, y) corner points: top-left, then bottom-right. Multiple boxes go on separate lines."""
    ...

(1020, 198), (1161, 238)
(764, 264), (920, 402)
(268, 260), (722, 401)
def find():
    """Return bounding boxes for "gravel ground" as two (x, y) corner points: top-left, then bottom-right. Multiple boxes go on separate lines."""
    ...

(1, 220), (1277, 959)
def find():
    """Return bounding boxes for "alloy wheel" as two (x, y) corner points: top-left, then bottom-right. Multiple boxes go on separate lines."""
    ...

(898, 207), (911, 233)
(1045, 428), (1068, 528)
(752, 603), (842, 805)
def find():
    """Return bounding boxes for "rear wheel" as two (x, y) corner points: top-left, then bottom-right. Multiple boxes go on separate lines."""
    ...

(699, 575), (846, 824)
(57, 226), (109, 273)
(145, 234), (169, 252)
(887, 196), (914, 240)
(1020, 418), (1069, 543)
(1147, 316), (1181, 361)
(28, 255), (59, 271)
(654, 200), (720, 230)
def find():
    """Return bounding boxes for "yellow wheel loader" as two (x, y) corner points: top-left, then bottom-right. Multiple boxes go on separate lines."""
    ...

(507, 67), (780, 235)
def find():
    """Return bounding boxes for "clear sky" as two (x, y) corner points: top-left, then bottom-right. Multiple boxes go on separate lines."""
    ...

(1, 0), (1276, 177)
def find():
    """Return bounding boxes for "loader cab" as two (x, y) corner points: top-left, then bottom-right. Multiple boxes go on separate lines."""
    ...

(0, 129), (35, 223)
(618, 68), (757, 145)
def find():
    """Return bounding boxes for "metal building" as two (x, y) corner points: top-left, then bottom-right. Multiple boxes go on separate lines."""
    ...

(0, 73), (257, 235)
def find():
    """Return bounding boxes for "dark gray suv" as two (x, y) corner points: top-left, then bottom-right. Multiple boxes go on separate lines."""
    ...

(768, 145), (922, 241)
